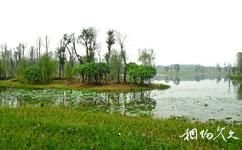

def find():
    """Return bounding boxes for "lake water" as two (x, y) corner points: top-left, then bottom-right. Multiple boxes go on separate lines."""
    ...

(0, 76), (242, 123)
(152, 78), (242, 123)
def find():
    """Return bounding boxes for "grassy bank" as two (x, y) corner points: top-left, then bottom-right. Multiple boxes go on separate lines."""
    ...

(228, 75), (242, 80)
(0, 79), (170, 92)
(0, 107), (241, 149)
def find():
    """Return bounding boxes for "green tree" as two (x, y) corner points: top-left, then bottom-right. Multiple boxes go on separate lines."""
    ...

(109, 50), (122, 82)
(236, 52), (242, 75)
(127, 63), (156, 85)
(73, 62), (109, 84)
(37, 54), (57, 84)
(73, 64), (86, 83)
(0, 58), (4, 79)
(24, 66), (41, 84)
(127, 63), (139, 83)
(64, 62), (74, 81)
(16, 58), (29, 80)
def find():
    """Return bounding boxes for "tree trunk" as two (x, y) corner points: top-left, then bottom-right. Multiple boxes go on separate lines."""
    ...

(123, 65), (127, 82)
(59, 64), (61, 79)
(117, 69), (120, 83)
(82, 75), (84, 83)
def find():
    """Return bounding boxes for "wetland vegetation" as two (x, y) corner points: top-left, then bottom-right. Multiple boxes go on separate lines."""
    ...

(0, 28), (241, 149)
(0, 107), (241, 149)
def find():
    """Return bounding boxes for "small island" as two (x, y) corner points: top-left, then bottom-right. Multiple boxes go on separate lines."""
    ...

(0, 28), (169, 92)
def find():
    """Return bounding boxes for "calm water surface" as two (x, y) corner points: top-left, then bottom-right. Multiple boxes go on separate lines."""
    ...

(0, 77), (242, 123)
(152, 78), (242, 123)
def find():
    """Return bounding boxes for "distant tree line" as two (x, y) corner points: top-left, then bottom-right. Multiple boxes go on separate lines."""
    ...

(164, 64), (180, 73)
(162, 64), (231, 74)
(235, 52), (242, 75)
(0, 27), (156, 85)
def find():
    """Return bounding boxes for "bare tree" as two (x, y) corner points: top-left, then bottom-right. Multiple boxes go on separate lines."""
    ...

(21, 43), (25, 58)
(116, 31), (127, 82)
(36, 37), (42, 59)
(105, 30), (115, 64)
(29, 46), (35, 64)
(62, 34), (76, 66)
(70, 33), (83, 64)
(16, 43), (25, 60)
(56, 39), (65, 79)
(138, 48), (155, 66)
(42, 35), (50, 55)
(78, 27), (97, 62)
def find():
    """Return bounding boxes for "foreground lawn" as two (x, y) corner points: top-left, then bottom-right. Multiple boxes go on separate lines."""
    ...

(0, 79), (169, 92)
(0, 107), (241, 149)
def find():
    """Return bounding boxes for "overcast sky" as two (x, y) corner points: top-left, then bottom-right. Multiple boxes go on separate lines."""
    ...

(0, 0), (242, 66)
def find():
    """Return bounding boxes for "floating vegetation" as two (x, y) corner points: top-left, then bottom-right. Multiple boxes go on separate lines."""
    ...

(0, 88), (156, 116)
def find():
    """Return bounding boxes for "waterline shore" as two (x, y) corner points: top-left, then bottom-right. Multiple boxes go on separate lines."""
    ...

(0, 79), (170, 92)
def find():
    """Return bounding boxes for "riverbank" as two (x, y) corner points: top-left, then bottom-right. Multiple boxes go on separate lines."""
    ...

(228, 75), (242, 80)
(0, 107), (241, 149)
(0, 79), (169, 92)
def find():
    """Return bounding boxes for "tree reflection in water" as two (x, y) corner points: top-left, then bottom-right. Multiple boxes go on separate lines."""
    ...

(103, 91), (156, 116)
(231, 80), (242, 100)
(173, 76), (180, 85)
(0, 88), (156, 116)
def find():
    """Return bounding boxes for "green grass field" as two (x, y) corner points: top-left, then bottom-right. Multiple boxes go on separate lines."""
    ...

(0, 107), (241, 149)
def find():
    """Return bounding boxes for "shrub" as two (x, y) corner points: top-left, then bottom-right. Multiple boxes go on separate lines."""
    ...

(16, 58), (29, 80)
(37, 54), (57, 84)
(127, 63), (156, 84)
(24, 66), (41, 84)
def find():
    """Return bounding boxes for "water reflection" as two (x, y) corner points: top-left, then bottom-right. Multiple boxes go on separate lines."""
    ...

(160, 76), (181, 85)
(231, 80), (242, 100)
(216, 76), (222, 84)
(101, 91), (156, 116)
(154, 73), (224, 84)
(173, 76), (180, 85)
(152, 77), (242, 123)
(0, 88), (156, 116)
(1, 76), (242, 123)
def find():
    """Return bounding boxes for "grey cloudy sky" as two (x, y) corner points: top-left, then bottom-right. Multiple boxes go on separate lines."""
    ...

(0, 0), (242, 66)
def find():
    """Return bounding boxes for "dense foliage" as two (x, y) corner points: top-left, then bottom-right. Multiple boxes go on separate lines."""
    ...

(24, 66), (41, 84)
(0, 27), (158, 85)
(64, 63), (74, 81)
(109, 50), (122, 82)
(22, 54), (57, 84)
(127, 63), (156, 84)
(74, 62), (109, 84)
(16, 59), (29, 80)
(37, 54), (57, 84)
